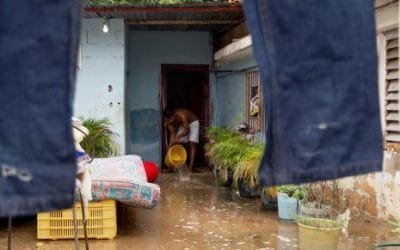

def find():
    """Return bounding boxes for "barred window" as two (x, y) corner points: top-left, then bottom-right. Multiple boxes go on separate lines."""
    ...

(244, 69), (264, 132)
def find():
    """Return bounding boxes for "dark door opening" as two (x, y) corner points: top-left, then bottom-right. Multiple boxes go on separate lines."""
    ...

(161, 64), (209, 172)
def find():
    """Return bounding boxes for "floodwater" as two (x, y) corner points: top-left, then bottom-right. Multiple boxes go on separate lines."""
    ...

(0, 172), (399, 250)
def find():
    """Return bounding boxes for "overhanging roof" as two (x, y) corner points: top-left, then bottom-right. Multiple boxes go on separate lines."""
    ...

(84, 2), (244, 32)
(214, 34), (252, 64)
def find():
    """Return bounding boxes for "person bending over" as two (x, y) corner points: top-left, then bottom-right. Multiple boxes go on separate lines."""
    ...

(164, 107), (199, 172)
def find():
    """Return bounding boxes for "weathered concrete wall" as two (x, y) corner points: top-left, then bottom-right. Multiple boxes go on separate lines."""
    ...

(335, 156), (400, 220)
(126, 31), (212, 164)
(213, 57), (257, 129)
(74, 18), (126, 153)
(213, 35), (257, 129)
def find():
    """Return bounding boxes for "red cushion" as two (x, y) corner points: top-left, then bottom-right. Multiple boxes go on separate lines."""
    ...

(143, 161), (159, 183)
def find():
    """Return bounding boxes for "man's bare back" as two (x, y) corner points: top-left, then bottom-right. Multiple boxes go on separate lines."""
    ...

(173, 109), (198, 125)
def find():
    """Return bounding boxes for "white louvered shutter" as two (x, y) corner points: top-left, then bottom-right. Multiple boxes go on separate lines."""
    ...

(385, 29), (400, 142)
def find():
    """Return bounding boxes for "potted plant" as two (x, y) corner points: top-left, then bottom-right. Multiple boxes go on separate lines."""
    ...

(300, 181), (333, 218)
(80, 117), (120, 157)
(261, 186), (278, 210)
(296, 215), (344, 250)
(232, 143), (264, 198)
(277, 184), (307, 221)
(205, 127), (245, 188)
(205, 126), (264, 197)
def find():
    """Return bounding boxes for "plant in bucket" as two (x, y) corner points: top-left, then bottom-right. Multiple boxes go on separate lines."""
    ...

(277, 184), (307, 221)
(165, 144), (190, 181)
(300, 180), (334, 218)
(261, 186), (278, 210)
(295, 213), (346, 250)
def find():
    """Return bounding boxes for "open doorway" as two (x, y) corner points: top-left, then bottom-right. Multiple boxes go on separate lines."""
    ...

(161, 64), (209, 172)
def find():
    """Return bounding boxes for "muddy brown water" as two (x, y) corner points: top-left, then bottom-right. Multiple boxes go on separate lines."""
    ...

(0, 172), (398, 249)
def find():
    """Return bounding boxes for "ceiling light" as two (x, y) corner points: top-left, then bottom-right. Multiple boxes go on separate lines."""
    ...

(102, 18), (110, 33)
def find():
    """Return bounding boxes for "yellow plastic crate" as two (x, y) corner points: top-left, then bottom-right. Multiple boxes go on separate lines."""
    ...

(37, 199), (117, 240)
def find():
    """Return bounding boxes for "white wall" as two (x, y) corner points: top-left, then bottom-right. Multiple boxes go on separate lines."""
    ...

(74, 18), (126, 154)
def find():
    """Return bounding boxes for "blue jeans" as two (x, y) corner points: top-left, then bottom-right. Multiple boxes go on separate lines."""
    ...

(243, 0), (383, 186)
(0, 0), (81, 217)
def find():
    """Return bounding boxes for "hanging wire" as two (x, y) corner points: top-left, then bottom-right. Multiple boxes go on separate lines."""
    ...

(80, 193), (89, 250)
(72, 205), (79, 250)
(7, 216), (12, 250)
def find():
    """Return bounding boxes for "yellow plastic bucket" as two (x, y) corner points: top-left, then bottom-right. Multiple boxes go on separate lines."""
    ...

(165, 144), (187, 168)
(297, 218), (342, 250)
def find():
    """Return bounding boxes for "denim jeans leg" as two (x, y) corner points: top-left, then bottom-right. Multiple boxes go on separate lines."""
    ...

(243, 0), (383, 186)
(0, 0), (81, 217)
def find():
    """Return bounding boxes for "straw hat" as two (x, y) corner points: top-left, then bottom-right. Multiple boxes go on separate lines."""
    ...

(71, 117), (89, 136)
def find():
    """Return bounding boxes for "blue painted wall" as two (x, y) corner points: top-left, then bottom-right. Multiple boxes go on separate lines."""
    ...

(74, 18), (126, 153)
(212, 57), (258, 129)
(75, 21), (260, 160)
(126, 31), (212, 164)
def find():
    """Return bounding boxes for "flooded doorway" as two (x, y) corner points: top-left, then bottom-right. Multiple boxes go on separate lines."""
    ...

(161, 64), (209, 171)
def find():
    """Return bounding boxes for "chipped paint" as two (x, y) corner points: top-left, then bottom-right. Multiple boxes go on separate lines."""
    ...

(334, 151), (400, 220)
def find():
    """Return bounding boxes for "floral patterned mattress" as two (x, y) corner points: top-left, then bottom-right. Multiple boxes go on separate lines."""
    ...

(90, 155), (160, 208)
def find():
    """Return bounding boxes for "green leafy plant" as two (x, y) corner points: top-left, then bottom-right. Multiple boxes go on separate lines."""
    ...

(210, 137), (249, 170)
(204, 127), (243, 170)
(277, 184), (307, 201)
(295, 216), (343, 229)
(205, 127), (239, 144)
(233, 143), (264, 188)
(80, 117), (120, 157)
(205, 126), (265, 188)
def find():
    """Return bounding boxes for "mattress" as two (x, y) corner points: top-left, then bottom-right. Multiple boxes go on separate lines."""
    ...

(90, 155), (160, 208)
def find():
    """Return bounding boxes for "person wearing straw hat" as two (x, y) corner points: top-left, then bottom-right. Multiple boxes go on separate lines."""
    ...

(163, 107), (199, 172)
(71, 117), (92, 206)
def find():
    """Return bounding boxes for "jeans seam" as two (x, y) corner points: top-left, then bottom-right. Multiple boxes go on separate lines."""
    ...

(257, 0), (284, 174)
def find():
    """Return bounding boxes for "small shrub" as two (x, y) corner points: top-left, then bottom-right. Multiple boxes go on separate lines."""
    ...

(277, 184), (307, 200)
(80, 117), (120, 157)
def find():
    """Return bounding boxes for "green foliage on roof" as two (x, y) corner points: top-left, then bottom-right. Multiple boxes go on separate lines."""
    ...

(84, 0), (220, 5)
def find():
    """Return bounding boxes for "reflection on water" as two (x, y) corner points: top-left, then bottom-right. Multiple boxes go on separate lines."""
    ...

(277, 222), (298, 249)
(36, 240), (117, 250)
(0, 172), (398, 249)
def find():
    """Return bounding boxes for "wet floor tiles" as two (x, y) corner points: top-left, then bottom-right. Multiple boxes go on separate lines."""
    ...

(0, 172), (399, 249)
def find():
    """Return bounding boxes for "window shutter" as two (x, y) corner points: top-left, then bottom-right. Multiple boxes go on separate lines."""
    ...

(385, 29), (400, 142)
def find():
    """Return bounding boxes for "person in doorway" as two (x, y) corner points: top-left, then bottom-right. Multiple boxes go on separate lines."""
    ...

(164, 107), (199, 172)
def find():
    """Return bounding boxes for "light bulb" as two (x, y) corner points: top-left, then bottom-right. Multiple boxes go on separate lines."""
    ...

(102, 23), (109, 33)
